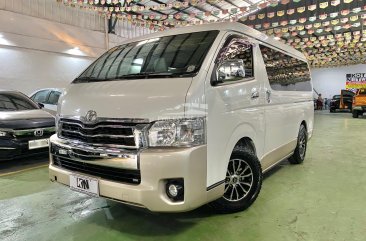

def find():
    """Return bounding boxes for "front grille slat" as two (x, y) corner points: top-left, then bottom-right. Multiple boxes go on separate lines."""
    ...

(61, 129), (134, 138)
(53, 155), (141, 184)
(59, 118), (145, 147)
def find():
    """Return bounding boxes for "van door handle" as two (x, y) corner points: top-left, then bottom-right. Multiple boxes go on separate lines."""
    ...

(251, 89), (259, 99)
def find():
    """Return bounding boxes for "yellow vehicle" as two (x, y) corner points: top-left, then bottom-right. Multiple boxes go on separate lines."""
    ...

(352, 89), (366, 118)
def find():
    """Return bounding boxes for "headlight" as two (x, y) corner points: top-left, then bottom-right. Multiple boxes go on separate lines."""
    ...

(148, 118), (206, 147)
(0, 129), (12, 138)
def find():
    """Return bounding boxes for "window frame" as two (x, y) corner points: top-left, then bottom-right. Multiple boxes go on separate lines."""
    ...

(211, 34), (256, 87)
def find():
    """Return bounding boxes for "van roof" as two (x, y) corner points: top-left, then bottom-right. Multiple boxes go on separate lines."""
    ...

(119, 22), (306, 61)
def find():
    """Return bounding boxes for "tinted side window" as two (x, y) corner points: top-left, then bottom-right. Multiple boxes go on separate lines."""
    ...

(213, 35), (254, 85)
(260, 45), (312, 91)
(48, 91), (61, 105)
(33, 90), (50, 103)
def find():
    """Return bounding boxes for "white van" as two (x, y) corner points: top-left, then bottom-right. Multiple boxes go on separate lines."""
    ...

(49, 22), (314, 213)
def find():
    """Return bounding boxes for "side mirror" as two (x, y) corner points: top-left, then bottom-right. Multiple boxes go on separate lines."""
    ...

(213, 59), (245, 85)
(38, 103), (45, 109)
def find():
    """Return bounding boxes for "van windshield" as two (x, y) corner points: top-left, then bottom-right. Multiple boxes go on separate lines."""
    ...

(74, 31), (219, 83)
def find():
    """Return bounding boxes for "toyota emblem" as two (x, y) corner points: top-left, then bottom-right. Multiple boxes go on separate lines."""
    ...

(34, 129), (44, 137)
(85, 110), (98, 123)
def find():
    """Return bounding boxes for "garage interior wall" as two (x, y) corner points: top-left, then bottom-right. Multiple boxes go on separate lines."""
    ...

(0, 9), (127, 95)
(311, 64), (366, 99)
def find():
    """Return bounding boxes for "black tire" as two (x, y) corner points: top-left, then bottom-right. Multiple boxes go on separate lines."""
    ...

(352, 110), (359, 118)
(288, 125), (307, 164)
(210, 147), (262, 213)
(330, 108), (335, 113)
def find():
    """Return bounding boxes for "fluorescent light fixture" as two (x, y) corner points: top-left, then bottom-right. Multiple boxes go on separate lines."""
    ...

(274, 37), (281, 40)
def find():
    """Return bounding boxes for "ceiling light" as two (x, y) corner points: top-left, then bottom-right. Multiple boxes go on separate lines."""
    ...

(274, 37), (281, 40)
(66, 47), (84, 56)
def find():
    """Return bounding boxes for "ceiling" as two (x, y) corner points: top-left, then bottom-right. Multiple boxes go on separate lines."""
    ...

(240, 0), (366, 68)
(61, 0), (366, 68)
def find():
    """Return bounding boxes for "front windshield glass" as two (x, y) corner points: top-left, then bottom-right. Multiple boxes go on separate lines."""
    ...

(74, 30), (219, 83)
(0, 93), (39, 111)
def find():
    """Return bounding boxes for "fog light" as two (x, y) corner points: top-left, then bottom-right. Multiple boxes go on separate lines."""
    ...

(166, 179), (184, 201)
(168, 184), (179, 197)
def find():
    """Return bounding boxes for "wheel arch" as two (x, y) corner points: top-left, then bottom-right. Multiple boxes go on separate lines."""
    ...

(300, 120), (307, 131)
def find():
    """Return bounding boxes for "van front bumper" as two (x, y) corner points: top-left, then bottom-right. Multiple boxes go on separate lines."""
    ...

(49, 136), (221, 212)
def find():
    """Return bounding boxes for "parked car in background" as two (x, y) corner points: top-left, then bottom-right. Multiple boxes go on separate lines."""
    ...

(329, 89), (355, 113)
(352, 89), (366, 118)
(0, 90), (55, 160)
(30, 88), (64, 115)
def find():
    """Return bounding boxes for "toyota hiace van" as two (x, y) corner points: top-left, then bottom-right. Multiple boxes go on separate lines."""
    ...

(49, 22), (314, 213)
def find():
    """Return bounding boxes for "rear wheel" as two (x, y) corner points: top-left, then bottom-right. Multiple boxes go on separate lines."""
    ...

(352, 110), (359, 118)
(210, 147), (262, 213)
(288, 124), (307, 164)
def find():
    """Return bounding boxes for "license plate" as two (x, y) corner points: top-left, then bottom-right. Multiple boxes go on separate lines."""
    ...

(28, 138), (49, 150)
(69, 174), (99, 197)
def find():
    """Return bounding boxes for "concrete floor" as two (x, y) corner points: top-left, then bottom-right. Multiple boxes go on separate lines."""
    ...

(1, 111), (366, 241)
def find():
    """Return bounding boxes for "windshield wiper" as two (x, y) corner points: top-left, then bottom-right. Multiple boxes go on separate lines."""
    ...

(113, 72), (194, 79)
(75, 72), (195, 82)
(73, 76), (103, 83)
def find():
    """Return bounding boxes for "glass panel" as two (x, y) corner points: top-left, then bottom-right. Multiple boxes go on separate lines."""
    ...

(0, 94), (17, 111)
(48, 91), (61, 105)
(260, 45), (312, 91)
(0, 93), (38, 111)
(214, 35), (254, 84)
(75, 31), (219, 83)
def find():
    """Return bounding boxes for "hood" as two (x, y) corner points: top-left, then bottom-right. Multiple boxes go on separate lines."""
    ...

(59, 78), (193, 121)
(0, 110), (55, 129)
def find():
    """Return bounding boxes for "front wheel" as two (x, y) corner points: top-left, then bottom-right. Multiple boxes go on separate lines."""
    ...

(288, 124), (307, 164)
(210, 148), (262, 213)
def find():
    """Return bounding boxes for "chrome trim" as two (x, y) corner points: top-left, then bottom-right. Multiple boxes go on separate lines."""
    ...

(51, 138), (139, 170)
(0, 147), (16, 150)
(59, 116), (150, 149)
(61, 129), (134, 138)
(56, 137), (140, 150)
(13, 127), (55, 135)
(60, 120), (134, 130)
(60, 115), (149, 123)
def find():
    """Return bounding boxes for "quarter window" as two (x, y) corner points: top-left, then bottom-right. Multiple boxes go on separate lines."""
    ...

(259, 45), (312, 91)
(213, 35), (254, 85)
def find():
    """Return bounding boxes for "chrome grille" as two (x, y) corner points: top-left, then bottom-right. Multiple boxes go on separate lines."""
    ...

(59, 118), (147, 148)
